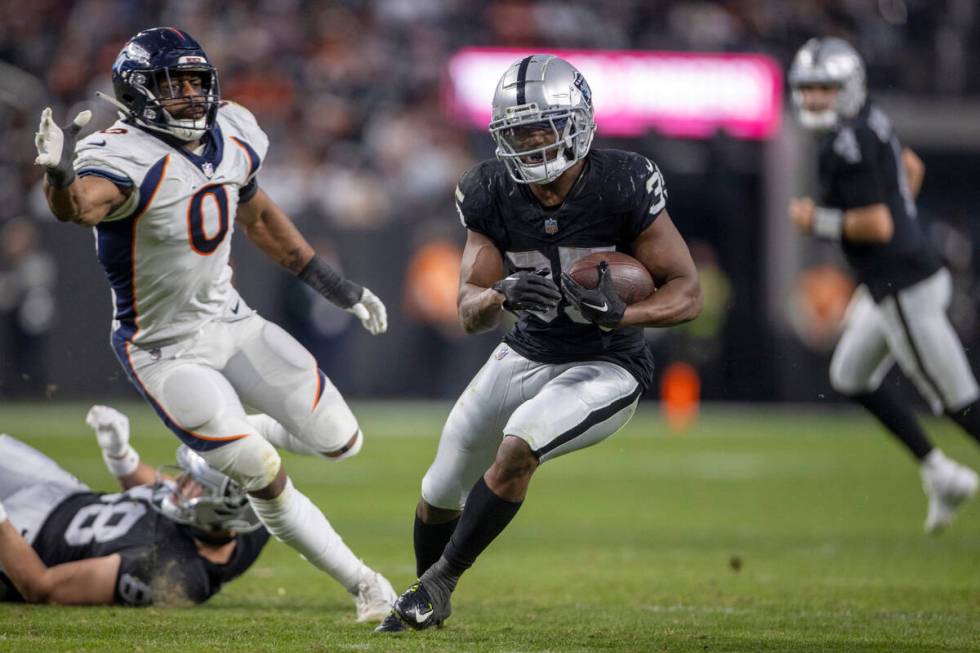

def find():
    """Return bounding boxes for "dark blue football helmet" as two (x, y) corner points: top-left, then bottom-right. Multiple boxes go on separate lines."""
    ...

(110, 27), (219, 141)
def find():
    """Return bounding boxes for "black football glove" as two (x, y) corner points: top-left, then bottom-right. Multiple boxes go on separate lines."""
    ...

(492, 269), (561, 313)
(561, 261), (626, 330)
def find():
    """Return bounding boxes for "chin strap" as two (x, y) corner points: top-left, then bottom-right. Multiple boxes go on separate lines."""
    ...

(95, 92), (205, 141)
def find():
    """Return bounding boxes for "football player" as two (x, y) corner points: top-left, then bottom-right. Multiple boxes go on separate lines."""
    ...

(789, 37), (979, 532)
(0, 406), (267, 606)
(33, 28), (395, 619)
(378, 55), (702, 632)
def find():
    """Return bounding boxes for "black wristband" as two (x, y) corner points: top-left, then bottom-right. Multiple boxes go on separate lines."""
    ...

(297, 255), (363, 309)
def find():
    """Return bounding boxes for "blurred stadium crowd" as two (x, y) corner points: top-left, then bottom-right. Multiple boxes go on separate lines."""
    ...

(1, 0), (978, 399)
(2, 0), (978, 228)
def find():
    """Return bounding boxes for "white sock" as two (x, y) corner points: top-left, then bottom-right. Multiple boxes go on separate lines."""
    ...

(247, 414), (318, 456)
(249, 478), (366, 592)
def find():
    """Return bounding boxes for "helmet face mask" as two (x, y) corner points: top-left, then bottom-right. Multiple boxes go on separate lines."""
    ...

(153, 446), (262, 535)
(112, 28), (220, 141)
(789, 37), (866, 131)
(490, 55), (596, 184)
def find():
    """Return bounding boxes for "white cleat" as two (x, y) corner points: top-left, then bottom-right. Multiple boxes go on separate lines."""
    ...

(920, 451), (978, 534)
(353, 569), (398, 623)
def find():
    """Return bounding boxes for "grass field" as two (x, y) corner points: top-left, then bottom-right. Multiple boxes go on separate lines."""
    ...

(0, 400), (978, 652)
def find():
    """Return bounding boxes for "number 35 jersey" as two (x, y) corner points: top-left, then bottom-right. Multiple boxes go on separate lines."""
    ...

(456, 149), (667, 390)
(73, 102), (269, 346)
(6, 484), (269, 606)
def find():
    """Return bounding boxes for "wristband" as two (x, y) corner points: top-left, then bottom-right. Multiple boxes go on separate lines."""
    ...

(297, 255), (363, 310)
(0, 499), (7, 524)
(812, 207), (844, 240)
(102, 445), (140, 477)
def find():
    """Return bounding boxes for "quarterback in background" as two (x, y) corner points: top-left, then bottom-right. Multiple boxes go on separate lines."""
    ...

(379, 55), (702, 632)
(33, 28), (395, 620)
(789, 37), (979, 532)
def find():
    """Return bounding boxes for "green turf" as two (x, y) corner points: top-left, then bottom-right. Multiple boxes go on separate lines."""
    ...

(0, 401), (978, 652)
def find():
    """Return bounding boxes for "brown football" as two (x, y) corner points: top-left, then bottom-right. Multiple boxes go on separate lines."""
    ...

(566, 251), (655, 304)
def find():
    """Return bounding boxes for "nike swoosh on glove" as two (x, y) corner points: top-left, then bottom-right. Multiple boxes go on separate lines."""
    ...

(561, 261), (626, 330)
(34, 107), (92, 189)
(491, 269), (562, 313)
(348, 287), (387, 335)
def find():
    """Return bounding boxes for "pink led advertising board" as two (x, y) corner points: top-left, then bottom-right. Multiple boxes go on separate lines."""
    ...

(445, 47), (783, 140)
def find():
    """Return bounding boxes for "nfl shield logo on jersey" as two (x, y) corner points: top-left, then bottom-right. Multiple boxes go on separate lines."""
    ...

(202, 162), (214, 178)
(544, 217), (559, 235)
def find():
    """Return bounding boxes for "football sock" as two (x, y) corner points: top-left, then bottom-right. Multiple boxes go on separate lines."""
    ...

(414, 513), (459, 577)
(249, 478), (365, 592)
(854, 386), (934, 460)
(948, 399), (980, 446)
(421, 476), (523, 600)
(247, 414), (318, 456)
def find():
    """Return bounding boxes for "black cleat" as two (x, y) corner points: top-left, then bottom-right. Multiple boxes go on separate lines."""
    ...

(390, 580), (451, 631)
(374, 611), (407, 634)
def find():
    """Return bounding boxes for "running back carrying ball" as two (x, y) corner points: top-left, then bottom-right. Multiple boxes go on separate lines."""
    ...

(566, 252), (655, 304)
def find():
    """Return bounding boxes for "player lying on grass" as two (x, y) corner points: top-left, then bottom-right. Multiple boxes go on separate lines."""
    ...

(0, 406), (272, 606)
(789, 37), (978, 533)
(378, 55), (702, 632)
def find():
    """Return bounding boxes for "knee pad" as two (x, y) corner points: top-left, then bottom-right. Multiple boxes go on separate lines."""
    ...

(161, 367), (224, 430)
(420, 468), (467, 512)
(199, 435), (282, 493)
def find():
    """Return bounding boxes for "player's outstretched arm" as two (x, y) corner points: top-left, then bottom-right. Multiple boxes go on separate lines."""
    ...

(458, 229), (509, 334)
(619, 210), (702, 328)
(237, 188), (386, 334)
(789, 197), (894, 243)
(34, 108), (130, 225)
(0, 502), (119, 604)
(86, 405), (156, 489)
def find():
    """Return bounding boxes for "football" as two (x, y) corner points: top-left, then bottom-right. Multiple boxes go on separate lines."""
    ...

(566, 251), (655, 304)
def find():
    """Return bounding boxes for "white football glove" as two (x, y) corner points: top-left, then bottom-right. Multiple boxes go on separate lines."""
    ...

(34, 107), (92, 188)
(85, 405), (131, 457)
(347, 287), (387, 335)
(0, 498), (7, 524)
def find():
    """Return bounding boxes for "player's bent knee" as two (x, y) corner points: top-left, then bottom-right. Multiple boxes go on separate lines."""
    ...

(199, 435), (282, 494)
(319, 429), (363, 461)
(421, 471), (467, 512)
(490, 436), (538, 480)
(829, 357), (864, 396)
(161, 367), (224, 429)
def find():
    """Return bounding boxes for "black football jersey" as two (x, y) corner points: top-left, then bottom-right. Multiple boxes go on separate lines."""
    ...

(0, 483), (268, 605)
(818, 102), (941, 299)
(455, 148), (667, 389)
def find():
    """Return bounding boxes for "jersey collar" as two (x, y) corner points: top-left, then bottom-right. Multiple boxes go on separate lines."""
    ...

(130, 121), (225, 178)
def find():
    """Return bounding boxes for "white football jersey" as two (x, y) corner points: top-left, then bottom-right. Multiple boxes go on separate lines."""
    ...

(74, 102), (269, 345)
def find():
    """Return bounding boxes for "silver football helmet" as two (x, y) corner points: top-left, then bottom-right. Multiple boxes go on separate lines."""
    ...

(153, 445), (262, 534)
(789, 37), (866, 130)
(489, 54), (596, 184)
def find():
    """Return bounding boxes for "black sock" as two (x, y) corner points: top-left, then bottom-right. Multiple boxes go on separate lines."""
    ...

(413, 513), (459, 578)
(855, 385), (934, 460)
(948, 399), (980, 447)
(436, 476), (523, 581)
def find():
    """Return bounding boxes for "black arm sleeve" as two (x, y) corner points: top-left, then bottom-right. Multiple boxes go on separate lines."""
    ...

(297, 256), (363, 309)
